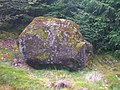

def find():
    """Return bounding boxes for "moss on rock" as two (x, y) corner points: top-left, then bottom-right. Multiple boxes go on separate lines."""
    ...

(37, 29), (48, 40)
(75, 42), (85, 52)
(36, 52), (50, 60)
(17, 16), (92, 70)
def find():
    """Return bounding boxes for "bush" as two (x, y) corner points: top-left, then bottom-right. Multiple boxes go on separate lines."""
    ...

(0, 0), (119, 57)
(114, 50), (120, 58)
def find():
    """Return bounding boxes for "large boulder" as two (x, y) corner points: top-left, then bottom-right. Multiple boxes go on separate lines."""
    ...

(17, 17), (92, 70)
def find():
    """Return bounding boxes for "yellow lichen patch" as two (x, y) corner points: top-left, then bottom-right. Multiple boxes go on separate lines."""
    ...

(13, 44), (18, 50)
(71, 34), (75, 40)
(36, 52), (50, 60)
(75, 42), (85, 51)
(37, 29), (48, 40)
(25, 29), (32, 35)
(0, 54), (3, 60)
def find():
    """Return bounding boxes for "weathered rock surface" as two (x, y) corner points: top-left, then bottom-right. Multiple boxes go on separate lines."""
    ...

(17, 17), (92, 70)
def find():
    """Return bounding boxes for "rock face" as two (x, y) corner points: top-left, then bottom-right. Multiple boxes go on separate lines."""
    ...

(17, 17), (92, 70)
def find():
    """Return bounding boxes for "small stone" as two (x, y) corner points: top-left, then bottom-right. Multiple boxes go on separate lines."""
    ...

(85, 71), (104, 84)
(79, 88), (88, 90)
(54, 80), (70, 90)
(2, 58), (7, 62)
(14, 64), (18, 67)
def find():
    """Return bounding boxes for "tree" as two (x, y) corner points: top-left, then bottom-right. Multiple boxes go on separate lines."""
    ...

(0, 0), (120, 57)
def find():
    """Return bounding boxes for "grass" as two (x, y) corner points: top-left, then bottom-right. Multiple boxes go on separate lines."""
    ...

(97, 65), (120, 90)
(0, 63), (47, 90)
(0, 37), (120, 90)
(1, 60), (119, 90)
(93, 54), (120, 90)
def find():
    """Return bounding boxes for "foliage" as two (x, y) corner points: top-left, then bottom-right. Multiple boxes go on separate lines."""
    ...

(0, 0), (120, 56)
(47, 0), (120, 55)
(46, 0), (120, 54)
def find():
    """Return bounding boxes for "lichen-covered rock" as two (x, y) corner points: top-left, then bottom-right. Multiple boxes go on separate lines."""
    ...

(17, 17), (92, 70)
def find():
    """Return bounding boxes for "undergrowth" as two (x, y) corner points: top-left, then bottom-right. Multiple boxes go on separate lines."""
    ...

(0, 57), (119, 90)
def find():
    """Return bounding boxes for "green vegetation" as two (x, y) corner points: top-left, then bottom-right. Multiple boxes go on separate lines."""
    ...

(0, 63), (46, 90)
(93, 54), (120, 90)
(38, 29), (48, 40)
(0, 0), (119, 56)
(0, 39), (119, 89)
(0, 55), (119, 90)
(0, 43), (119, 90)
(75, 42), (85, 51)
(0, 0), (120, 90)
